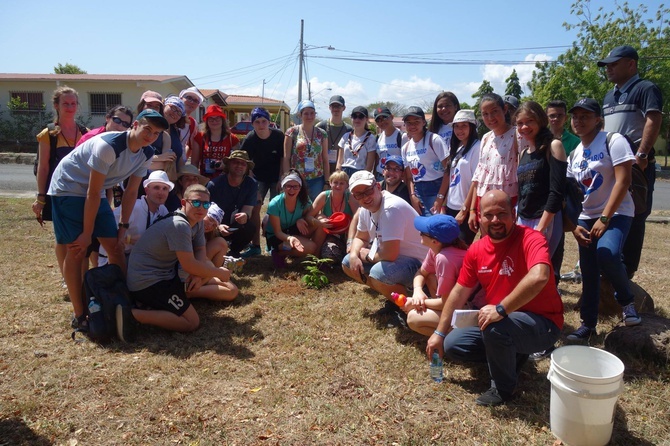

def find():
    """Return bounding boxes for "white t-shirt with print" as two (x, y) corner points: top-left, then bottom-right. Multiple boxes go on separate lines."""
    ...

(567, 131), (635, 219)
(376, 129), (408, 175)
(339, 131), (377, 171)
(447, 140), (481, 211)
(437, 122), (453, 146)
(401, 132), (449, 183)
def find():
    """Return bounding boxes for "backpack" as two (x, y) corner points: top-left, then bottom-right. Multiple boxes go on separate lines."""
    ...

(34, 122), (88, 176)
(605, 132), (648, 215)
(75, 264), (133, 343)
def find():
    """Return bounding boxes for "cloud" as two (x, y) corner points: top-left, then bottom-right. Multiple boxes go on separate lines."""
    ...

(377, 76), (443, 105)
(480, 53), (553, 97)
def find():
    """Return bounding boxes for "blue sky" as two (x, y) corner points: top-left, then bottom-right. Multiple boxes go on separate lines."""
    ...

(1, 0), (661, 117)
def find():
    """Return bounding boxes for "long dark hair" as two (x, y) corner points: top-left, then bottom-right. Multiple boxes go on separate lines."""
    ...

(449, 122), (478, 160)
(428, 91), (460, 133)
(514, 101), (554, 154)
(281, 169), (309, 207)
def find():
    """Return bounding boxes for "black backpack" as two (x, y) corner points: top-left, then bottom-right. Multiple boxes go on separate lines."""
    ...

(33, 122), (88, 176)
(75, 264), (133, 343)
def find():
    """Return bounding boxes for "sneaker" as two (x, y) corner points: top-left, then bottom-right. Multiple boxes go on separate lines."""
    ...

(271, 250), (287, 269)
(475, 387), (512, 406)
(566, 324), (594, 343)
(622, 303), (642, 326)
(223, 256), (245, 273)
(240, 244), (262, 259)
(115, 305), (136, 343)
(560, 270), (582, 283)
(529, 346), (556, 362)
(386, 310), (408, 329)
(71, 314), (88, 331)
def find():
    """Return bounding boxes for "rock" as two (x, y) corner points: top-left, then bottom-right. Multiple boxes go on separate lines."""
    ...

(574, 278), (654, 316)
(604, 313), (670, 364)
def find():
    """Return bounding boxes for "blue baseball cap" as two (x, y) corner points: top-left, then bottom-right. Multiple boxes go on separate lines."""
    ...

(384, 155), (404, 169)
(414, 214), (460, 244)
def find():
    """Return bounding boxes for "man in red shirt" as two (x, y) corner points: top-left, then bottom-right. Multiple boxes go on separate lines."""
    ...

(426, 190), (563, 406)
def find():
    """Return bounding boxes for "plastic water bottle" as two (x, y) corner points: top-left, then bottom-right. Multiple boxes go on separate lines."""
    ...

(280, 241), (292, 251)
(87, 297), (104, 338)
(88, 298), (101, 315)
(430, 351), (443, 383)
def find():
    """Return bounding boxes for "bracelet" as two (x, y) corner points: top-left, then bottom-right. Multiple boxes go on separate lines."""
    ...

(470, 208), (477, 211)
(36, 193), (46, 198)
(436, 194), (445, 199)
(35, 199), (46, 205)
(434, 330), (447, 338)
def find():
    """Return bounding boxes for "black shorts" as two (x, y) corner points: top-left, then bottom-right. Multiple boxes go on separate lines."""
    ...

(265, 224), (302, 250)
(130, 275), (191, 316)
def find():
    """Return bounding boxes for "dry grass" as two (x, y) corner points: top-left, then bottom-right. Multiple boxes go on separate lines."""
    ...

(0, 196), (669, 445)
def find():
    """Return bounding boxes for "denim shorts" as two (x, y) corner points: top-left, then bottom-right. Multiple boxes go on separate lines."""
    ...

(51, 196), (117, 244)
(342, 253), (422, 289)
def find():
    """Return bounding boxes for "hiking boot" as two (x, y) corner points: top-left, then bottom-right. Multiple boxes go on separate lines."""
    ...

(560, 270), (582, 283)
(622, 303), (642, 326)
(240, 244), (262, 259)
(475, 387), (512, 406)
(529, 345), (556, 362)
(223, 256), (245, 273)
(566, 324), (594, 343)
(115, 305), (136, 343)
(271, 250), (287, 269)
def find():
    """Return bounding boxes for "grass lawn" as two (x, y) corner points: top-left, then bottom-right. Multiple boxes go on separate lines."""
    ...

(0, 197), (668, 445)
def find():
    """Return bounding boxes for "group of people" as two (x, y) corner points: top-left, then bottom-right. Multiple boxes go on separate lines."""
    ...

(32, 45), (662, 406)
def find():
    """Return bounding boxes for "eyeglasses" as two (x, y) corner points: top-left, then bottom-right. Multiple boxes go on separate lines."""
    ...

(352, 185), (376, 200)
(166, 106), (182, 120)
(384, 166), (403, 173)
(182, 95), (200, 104)
(111, 116), (131, 128)
(352, 113), (366, 120)
(186, 199), (211, 209)
(283, 184), (300, 190)
(375, 116), (388, 123)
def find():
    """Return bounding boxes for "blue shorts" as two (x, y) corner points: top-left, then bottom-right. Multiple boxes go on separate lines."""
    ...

(342, 253), (421, 289)
(51, 196), (118, 244)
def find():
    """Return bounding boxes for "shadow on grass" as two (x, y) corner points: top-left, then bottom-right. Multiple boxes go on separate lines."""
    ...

(0, 418), (51, 446)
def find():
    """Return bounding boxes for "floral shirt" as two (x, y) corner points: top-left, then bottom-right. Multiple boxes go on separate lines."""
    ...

(472, 127), (518, 198)
(285, 125), (328, 180)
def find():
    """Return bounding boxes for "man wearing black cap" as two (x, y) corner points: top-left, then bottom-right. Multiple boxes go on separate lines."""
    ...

(317, 95), (353, 174)
(598, 45), (663, 278)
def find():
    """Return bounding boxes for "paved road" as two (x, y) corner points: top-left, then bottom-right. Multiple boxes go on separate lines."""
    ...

(2, 163), (670, 210)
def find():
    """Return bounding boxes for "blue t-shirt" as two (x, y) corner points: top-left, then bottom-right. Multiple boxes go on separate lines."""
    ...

(207, 175), (258, 225)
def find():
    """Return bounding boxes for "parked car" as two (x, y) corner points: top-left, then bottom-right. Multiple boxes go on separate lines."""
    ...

(231, 120), (279, 136)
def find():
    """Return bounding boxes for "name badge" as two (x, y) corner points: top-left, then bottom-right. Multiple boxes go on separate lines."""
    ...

(305, 157), (315, 173)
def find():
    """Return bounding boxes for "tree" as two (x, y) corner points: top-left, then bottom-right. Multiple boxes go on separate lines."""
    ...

(471, 80), (494, 117)
(0, 96), (52, 145)
(527, 0), (670, 145)
(54, 63), (87, 74)
(366, 101), (408, 118)
(504, 69), (523, 99)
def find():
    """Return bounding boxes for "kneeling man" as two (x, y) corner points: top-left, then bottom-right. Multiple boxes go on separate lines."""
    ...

(426, 190), (563, 406)
(124, 184), (238, 335)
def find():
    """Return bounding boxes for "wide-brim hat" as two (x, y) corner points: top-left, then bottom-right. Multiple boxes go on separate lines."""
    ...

(324, 212), (352, 235)
(223, 150), (255, 171)
(177, 163), (209, 186)
(203, 104), (227, 121)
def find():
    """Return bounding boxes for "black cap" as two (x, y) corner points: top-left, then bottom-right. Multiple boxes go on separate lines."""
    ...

(597, 45), (639, 67)
(351, 105), (368, 117)
(568, 98), (602, 116)
(329, 95), (345, 106)
(403, 106), (425, 121)
(374, 107), (392, 119)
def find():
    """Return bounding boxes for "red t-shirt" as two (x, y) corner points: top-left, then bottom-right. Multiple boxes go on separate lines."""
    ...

(458, 225), (563, 329)
(194, 132), (240, 179)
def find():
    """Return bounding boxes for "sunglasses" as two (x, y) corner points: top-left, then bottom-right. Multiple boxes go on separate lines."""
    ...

(111, 116), (131, 128)
(186, 199), (211, 209)
(352, 113), (366, 120)
(182, 95), (200, 104)
(375, 116), (388, 123)
(352, 185), (376, 200)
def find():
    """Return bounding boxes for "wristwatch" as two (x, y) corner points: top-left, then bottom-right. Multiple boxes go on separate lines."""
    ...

(599, 215), (610, 225)
(496, 304), (508, 318)
(436, 194), (445, 199)
(635, 152), (648, 159)
(118, 222), (130, 229)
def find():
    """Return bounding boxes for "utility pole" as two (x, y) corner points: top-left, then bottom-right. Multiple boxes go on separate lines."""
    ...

(298, 19), (304, 104)
(261, 79), (265, 106)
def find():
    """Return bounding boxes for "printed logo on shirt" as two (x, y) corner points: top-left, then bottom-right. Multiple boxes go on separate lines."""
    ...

(410, 163), (427, 180)
(450, 167), (461, 187)
(580, 169), (604, 196)
(499, 257), (515, 277)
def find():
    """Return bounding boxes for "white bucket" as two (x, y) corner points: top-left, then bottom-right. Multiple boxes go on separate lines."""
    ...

(547, 346), (625, 446)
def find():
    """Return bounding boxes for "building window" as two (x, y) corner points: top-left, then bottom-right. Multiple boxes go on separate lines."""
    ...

(9, 92), (45, 112)
(90, 93), (122, 115)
